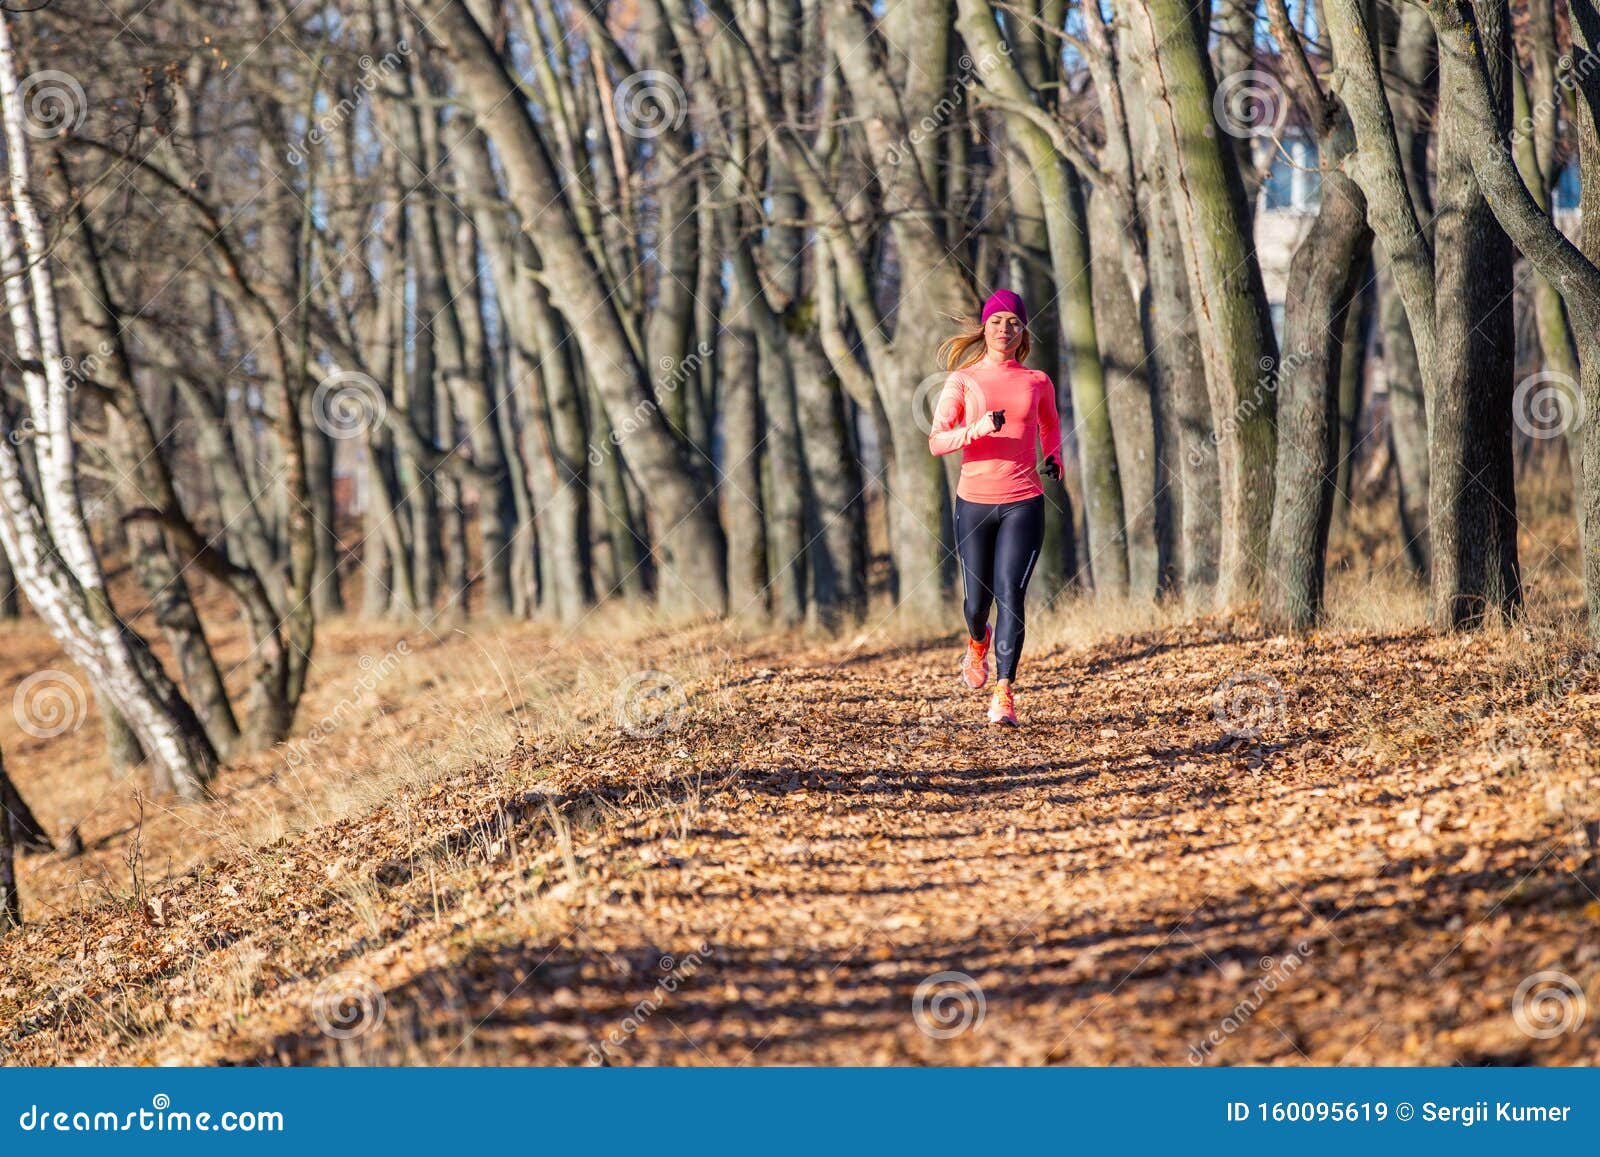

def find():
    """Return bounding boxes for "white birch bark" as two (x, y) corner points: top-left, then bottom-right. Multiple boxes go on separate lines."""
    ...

(0, 12), (215, 796)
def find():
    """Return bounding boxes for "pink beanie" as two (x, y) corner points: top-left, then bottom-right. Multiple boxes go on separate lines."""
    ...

(980, 289), (1028, 327)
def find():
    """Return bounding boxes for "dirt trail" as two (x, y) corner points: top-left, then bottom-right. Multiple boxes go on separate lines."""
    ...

(4, 619), (1599, 1065)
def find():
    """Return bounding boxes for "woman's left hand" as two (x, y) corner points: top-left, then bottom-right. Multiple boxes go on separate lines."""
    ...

(1041, 456), (1061, 480)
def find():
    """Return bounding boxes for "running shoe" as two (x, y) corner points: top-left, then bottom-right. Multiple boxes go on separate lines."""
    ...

(988, 683), (1018, 727)
(961, 625), (992, 689)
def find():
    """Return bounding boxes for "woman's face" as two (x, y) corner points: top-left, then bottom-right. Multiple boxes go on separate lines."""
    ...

(984, 311), (1023, 357)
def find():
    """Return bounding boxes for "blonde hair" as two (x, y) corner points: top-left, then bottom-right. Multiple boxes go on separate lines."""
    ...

(936, 313), (1031, 370)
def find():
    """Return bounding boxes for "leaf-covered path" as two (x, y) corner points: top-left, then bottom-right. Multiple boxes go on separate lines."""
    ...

(4, 619), (1599, 1065)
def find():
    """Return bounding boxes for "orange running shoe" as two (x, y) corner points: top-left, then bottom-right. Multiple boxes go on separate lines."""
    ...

(961, 625), (992, 689)
(988, 683), (1018, 727)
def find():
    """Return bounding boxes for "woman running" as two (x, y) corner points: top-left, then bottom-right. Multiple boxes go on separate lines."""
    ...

(927, 289), (1063, 727)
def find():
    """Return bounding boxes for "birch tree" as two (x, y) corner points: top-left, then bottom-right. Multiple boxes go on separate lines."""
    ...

(0, 12), (216, 796)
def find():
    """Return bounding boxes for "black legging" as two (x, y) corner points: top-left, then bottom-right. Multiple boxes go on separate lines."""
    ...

(954, 494), (1045, 682)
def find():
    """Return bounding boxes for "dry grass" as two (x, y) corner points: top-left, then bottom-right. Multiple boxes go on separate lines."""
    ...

(0, 598), (765, 1063)
(2, 600), (746, 928)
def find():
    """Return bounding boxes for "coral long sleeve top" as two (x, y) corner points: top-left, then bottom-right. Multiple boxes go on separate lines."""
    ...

(927, 357), (1063, 504)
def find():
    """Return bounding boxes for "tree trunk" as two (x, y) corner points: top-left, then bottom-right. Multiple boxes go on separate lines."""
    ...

(1052, 162), (1126, 597)
(1326, 0), (1442, 454)
(1509, 20), (1585, 538)
(438, 388), (471, 619)
(726, 210), (805, 625)
(791, 337), (868, 627)
(1561, 0), (1600, 638)
(1380, 263), (1432, 575)
(1128, 0), (1279, 608)
(0, 750), (20, 933)
(1264, 157), (1373, 630)
(57, 190), (243, 758)
(1210, 0), (1263, 214)
(587, 379), (651, 602)
(718, 222), (770, 618)
(1, 757), (50, 854)
(403, 184), (443, 614)
(95, 686), (146, 775)
(757, 348), (807, 626)
(426, 126), (514, 617)
(0, 540), (17, 620)
(525, 282), (596, 616)
(1427, 0), (1521, 628)
(303, 393), (342, 616)
(1089, 184), (1161, 598)
(1334, 269), (1375, 517)
(1122, 46), (1219, 598)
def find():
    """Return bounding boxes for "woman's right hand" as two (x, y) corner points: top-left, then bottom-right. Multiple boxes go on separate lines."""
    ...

(982, 409), (1006, 435)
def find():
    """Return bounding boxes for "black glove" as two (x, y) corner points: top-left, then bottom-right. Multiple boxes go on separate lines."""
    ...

(988, 409), (1006, 432)
(1041, 455), (1061, 480)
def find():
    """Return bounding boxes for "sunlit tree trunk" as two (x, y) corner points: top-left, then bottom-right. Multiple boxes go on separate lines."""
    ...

(1264, 156), (1372, 629)
(1128, 0), (1279, 608)
(1427, 0), (1521, 627)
